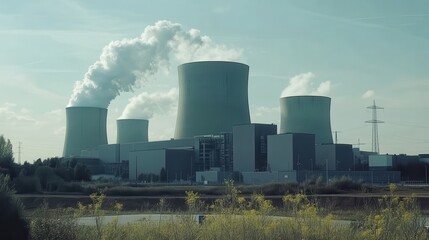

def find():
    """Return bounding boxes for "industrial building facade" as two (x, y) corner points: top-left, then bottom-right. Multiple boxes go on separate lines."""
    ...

(63, 60), (406, 185)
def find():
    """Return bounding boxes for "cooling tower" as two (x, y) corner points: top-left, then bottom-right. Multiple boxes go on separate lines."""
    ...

(63, 107), (108, 157)
(116, 119), (149, 143)
(174, 61), (251, 139)
(279, 96), (333, 144)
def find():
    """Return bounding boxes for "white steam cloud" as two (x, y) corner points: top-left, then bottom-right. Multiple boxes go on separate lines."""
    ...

(68, 20), (242, 108)
(119, 88), (178, 119)
(362, 90), (375, 99)
(280, 72), (331, 97)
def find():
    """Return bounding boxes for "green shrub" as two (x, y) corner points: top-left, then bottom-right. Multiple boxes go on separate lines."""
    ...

(0, 174), (29, 240)
(30, 203), (78, 240)
(56, 182), (84, 193)
(13, 175), (41, 193)
(329, 176), (363, 191)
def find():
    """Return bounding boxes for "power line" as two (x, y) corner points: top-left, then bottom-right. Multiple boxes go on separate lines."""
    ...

(365, 100), (384, 153)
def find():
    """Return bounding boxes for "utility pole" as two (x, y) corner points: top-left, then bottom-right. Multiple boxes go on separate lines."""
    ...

(352, 138), (365, 148)
(366, 100), (384, 153)
(333, 131), (341, 144)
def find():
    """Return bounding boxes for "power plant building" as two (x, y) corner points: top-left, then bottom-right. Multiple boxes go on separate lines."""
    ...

(279, 96), (333, 144)
(233, 124), (277, 172)
(63, 107), (108, 157)
(174, 61), (251, 139)
(315, 144), (354, 171)
(267, 133), (316, 172)
(62, 60), (406, 185)
(129, 148), (193, 182)
(193, 133), (233, 172)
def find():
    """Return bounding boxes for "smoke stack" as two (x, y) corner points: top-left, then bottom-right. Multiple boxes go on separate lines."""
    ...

(117, 119), (149, 144)
(63, 107), (108, 157)
(279, 96), (333, 144)
(174, 61), (251, 139)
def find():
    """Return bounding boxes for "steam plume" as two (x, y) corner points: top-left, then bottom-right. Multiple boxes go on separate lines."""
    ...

(119, 88), (178, 119)
(68, 20), (242, 108)
(280, 72), (331, 97)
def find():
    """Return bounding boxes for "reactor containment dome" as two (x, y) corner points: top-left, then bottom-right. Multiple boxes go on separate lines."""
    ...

(174, 61), (251, 139)
(63, 107), (108, 157)
(279, 96), (333, 144)
(116, 119), (149, 144)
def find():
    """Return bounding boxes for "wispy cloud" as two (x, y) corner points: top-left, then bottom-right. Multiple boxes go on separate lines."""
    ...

(0, 71), (63, 101)
(0, 103), (39, 125)
(280, 72), (331, 97)
(362, 90), (375, 99)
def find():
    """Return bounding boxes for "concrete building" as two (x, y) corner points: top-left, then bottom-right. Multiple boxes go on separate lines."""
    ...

(279, 96), (333, 144)
(129, 148), (193, 182)
(194, 133), (233, 172)
(233, 124), (277, 172)
(63, 107), (108, 157)
(315, 144), (354, 171)
(174, 61), (251, 139)
(369, 154), (393, 171)
(117, 119), (149, 143)
(267, 133), (316, 172)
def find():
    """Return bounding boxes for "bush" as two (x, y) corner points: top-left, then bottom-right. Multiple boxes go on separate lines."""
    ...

(0, 174), (29, 240)
(329, 176), (363, 191)
(56, 182), (84, 193)
(30, 203), (78, 240)
(13, 175), (41, 193)
(34, 166), (57, 191)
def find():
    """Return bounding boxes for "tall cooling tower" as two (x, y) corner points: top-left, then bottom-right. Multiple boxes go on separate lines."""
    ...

(175, 61), (251, 139)
(279, 96), (333, 144)
(63, 107), (108, 157)
(116, 119), (149, 143)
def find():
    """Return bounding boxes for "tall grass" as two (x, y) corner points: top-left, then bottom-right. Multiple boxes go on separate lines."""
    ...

(29, 182), (427, 240)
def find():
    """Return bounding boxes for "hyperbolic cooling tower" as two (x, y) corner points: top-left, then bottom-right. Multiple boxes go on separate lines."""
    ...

(116, 119), (149, 143)
(174, 61), (251, 139)
(279, 96), (333, 144)
(63, 107), (108, 157)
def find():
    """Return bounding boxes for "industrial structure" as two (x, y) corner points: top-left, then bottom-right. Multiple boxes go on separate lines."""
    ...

(116, 119), (149, 144)
(174, 61), (251, 139)
(62, 60), (414, 185)
(279, 96), (333, 144)
(63, 107), (108, 157)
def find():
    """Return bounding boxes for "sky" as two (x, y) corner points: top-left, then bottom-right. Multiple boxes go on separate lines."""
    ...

(0, 0), (428, 163)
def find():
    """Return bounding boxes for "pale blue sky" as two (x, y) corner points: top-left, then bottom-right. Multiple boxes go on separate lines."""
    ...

(0, 0), (428, 162)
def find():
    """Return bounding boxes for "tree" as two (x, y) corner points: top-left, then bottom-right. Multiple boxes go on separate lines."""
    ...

(73, 164), (91, 181)
(0, 135), (17, 178)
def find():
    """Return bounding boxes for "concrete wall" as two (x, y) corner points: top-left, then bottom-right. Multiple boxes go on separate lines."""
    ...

(316, 144), (353, 171)
(119, 138), (194, 162)
(241, 171), (297, 184)
(233, 125), (255, 172)
(63, 107), (108, 157)
(175, 61), (251, 139)
(279, 96), (333, 144)
(233, 124), (277, 172)
(129, 149), (165, 181)
(369, 155), (393, 167)
(267, 134), (293, 171)
(98, 144), (119, 163)
(268, 133), (315, 172)
(165, 149), (193, 181)
(117, 119), (149, 144)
